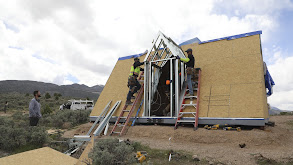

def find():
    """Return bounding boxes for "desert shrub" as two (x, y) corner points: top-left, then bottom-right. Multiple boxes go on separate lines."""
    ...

(42, 105), (53, 115)
(45, 93), (51, 99)
(0, 117), (48, 152)
(39, 109), (90, 128)
(89, 138), (135, 165)
(55, 96), (59, 100)
(12, 111), (23, 120)
(28, 127), (48, 145)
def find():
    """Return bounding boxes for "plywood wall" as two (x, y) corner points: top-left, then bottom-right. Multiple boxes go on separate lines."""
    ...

(181, 34), (268, 118)
(90, 55), (146, 117)
(91, 34), (268, 119)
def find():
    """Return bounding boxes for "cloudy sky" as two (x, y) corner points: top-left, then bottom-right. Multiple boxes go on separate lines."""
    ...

(0, 0), (293, 110)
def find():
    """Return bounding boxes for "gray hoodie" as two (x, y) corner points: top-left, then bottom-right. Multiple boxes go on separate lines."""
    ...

(29, 98), (42, 118)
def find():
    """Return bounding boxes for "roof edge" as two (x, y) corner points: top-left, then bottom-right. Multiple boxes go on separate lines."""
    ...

(118, 30), (262, 60)
(118, 50), (147, 61)
(199, 30), (262, 44)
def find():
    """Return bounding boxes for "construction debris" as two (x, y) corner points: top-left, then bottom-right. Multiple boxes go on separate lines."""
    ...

(136, 151), (147, 163)
(204, 124), (220, 130)
(223, 126), (241, 132)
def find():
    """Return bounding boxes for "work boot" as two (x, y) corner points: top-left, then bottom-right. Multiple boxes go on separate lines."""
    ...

(126, 100), (133, 105)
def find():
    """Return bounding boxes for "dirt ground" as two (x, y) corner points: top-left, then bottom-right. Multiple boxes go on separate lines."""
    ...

(62, 122), (93, 138)
(64, 116), (293, 165)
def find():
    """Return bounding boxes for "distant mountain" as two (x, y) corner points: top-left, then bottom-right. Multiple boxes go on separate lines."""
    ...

(0, 80), (104, 100)
(269, 106), (291, 115)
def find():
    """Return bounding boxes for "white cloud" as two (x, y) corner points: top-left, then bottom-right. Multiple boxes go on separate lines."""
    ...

(0, 0), (292, 91)
(267, 54), (293, 110)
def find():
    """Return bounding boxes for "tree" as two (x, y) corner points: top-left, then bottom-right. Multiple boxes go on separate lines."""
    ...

(45, 93), (51, 99)
(86, 97), (90, 100)
(25, 93), (29, 97)
(55, 96), (59, 100)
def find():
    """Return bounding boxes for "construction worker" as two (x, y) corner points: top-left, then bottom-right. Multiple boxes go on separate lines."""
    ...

(176, 48), (195, 96)
(126, 57), (144, 105)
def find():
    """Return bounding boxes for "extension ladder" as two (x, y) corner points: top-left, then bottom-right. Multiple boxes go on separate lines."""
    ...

(110, 72), (144, 136)
(175, 68), (201, 130)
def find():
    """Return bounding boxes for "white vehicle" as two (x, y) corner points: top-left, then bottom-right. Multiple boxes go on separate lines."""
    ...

(60, 99), (94, 110)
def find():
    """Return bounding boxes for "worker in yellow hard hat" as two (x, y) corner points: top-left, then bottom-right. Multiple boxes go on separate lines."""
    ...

(126, 57), (144, 105)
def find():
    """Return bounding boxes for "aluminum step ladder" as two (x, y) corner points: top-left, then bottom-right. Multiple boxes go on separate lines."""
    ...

(175, 68), (201, 130)
(110, 72), (144, 136)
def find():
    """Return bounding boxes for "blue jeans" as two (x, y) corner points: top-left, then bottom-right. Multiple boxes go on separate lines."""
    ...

(187, 74), (193, 95)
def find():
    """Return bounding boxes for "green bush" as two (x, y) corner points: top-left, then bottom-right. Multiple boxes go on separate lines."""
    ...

(42, 105), (53, 115)
(12, 111), (23, 120)
(38, 109), (91, 128)
(0, 117), (48, 152)
(45, 93), (51, 99)
(89, 138), (135, 165)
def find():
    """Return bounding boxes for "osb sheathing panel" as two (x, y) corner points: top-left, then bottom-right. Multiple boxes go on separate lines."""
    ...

(181, 35), (268, 118)
(90, 55), (146, 117)
(0, 147), (78, 165)
(92, 34), (268, 119)
(76, 137), (94, 165)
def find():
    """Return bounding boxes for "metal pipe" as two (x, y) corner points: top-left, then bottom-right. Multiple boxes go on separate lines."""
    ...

(181, 62), (184, 89)
(148, 62), (152, 117)
(151, 57), (176, 63)
(143, 62), (149, 116)
(170, 59), (173, 117)
(175, 59), (179, 117)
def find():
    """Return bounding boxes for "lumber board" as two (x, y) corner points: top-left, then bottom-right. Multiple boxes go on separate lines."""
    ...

(0, 147), (77, 165)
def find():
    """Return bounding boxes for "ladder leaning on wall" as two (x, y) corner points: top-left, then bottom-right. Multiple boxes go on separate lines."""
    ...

(175, 68), (201, 130)
(110, 72), (144, 136)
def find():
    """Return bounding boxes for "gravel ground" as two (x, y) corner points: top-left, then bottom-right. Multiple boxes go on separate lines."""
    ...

(64, 115), (293, 165)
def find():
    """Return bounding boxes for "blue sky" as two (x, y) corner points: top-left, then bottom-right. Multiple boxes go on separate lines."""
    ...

(0, 0), (292, 109)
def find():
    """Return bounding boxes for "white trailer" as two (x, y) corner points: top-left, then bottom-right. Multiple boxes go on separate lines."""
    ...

(60, 99), (94, 110)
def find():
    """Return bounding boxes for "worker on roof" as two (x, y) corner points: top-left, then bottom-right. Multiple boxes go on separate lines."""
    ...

(176, 48), (195, 96)
(126, 57), (144, 105)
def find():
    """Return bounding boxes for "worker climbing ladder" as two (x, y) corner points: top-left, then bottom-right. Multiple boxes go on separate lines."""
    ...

(175, 68), (201, 130)
(110, 72), (145, 136)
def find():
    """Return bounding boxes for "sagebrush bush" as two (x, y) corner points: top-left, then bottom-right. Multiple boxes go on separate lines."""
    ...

(0, 117), (48, 151)
(38, 109), (91, 128)
(89, 138), (135, 165)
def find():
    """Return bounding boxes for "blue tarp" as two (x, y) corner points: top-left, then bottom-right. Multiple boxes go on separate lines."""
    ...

(265, 69), (275, 96)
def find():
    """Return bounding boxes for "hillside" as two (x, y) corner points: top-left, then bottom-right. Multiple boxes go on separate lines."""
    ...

(0, 80), (103, 100)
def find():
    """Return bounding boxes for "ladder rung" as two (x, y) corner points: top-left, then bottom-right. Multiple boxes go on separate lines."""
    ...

(182, 104), (197, 106)
(180, 112), (196, 114)
(187, 88), (198, 91)
(184, 96), (197, 99)
(177, 120), (195, 123)
(123, 110), (130, 112)
(117, 124), (125, 127)
(113, 132), (121, 134)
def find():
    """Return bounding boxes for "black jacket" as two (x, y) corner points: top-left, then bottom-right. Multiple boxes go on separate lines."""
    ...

(186, 54), (195, 68)
(133, 61), (144, 71)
